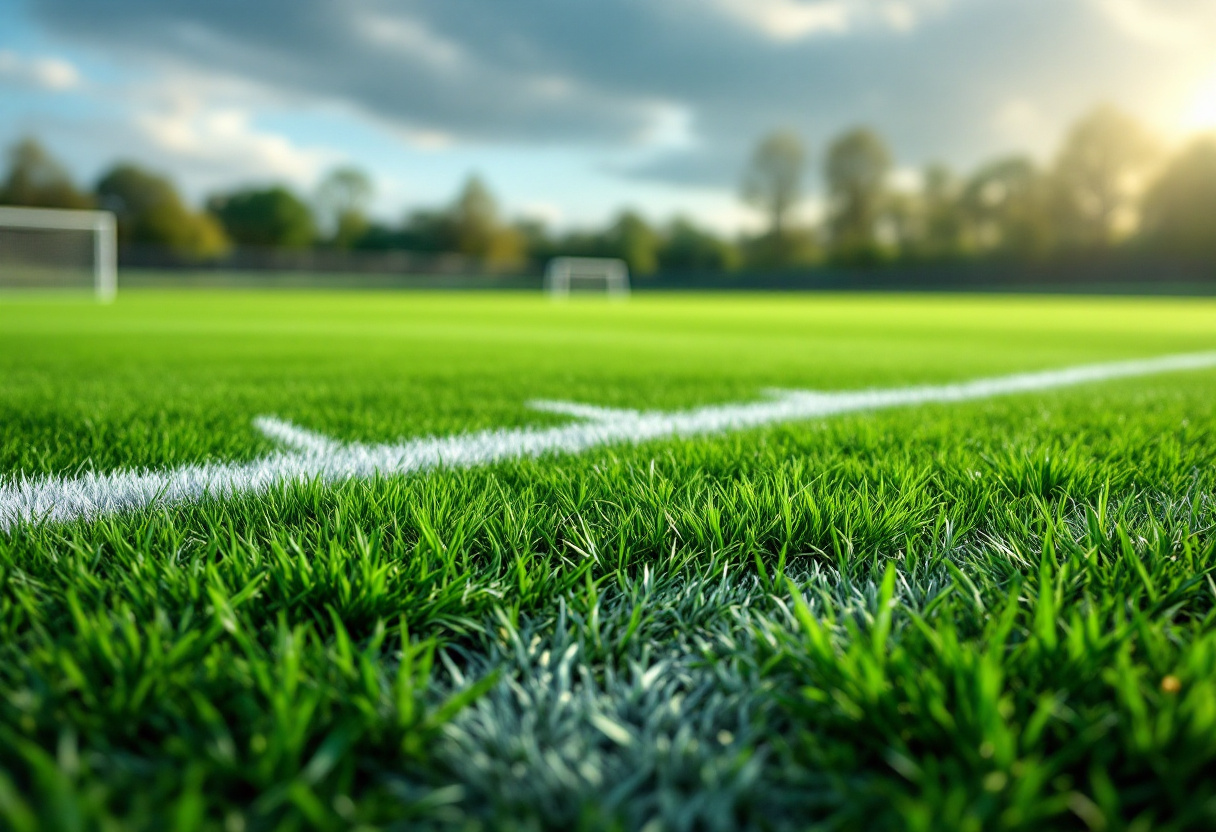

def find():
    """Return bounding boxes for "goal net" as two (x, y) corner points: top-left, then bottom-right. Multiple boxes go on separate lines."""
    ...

(544, 257), (630, 298)
(0, 206), (117, 301)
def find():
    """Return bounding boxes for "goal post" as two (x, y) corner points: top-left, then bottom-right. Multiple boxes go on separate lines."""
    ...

(0, 205), (117, 302)
(544, 257), (630, 298)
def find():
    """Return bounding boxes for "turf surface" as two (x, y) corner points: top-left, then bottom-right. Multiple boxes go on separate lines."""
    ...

(2, 290), (1216, 831)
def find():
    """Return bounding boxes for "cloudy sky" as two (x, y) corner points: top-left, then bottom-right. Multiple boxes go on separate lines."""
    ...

(2, 0), (1215, 231)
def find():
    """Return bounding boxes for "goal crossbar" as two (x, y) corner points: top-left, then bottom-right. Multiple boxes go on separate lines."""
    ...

(0, 205), (117, 301)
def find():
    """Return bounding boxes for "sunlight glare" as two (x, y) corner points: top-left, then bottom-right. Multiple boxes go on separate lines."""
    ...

(1182, 67), (1216, 134)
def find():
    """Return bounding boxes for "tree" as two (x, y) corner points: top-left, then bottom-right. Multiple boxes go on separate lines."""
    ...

(960, 156), (1052, 258)
(659, 216), (740, 272)
(96, 163), (228, 259)
(742, 130), (805, 239)
(880, 189), (924, 261)
(449, 175), (524, 268)
(1140, 136), (1216, 260)
(513, 217), (556, 262)
(399, 209), (458, 253)
(882, 164), (968, 263)
(607, 210), (659, 275)
(550, 228), (611, 260)
(1052, 104), (1158, 248)
(209, 186), (315, 249)
(0, 137), (92, 209)
(825, 127), (892, 263)
(315, 166), (373, 249)
(920, 163), (965, 259)
(451, 175), (499, 257)
(484, 225), (525, 268)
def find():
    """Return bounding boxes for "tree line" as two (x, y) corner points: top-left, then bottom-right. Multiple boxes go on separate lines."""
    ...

(2, 103), (1215, 274)
(743, 105), (1216, 269)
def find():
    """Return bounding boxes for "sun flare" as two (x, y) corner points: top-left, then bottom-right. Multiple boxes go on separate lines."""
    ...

(1182, 66), (1216, 134)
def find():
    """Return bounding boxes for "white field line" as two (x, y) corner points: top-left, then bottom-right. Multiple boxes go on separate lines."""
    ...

(528, 400), (643, 421)
(3, 351), (1216, 531)
(250, 415), (340, 454)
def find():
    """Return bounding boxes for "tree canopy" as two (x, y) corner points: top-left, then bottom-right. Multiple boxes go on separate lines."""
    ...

(1052, 105), (1158, 248)
(96, 163), (228, 259)
(960, 156), (1051, 258)
(209, 186), (316, 249)
(742, 130), (805, 239)
(0, 137), (93, 210)
(315, 166), (374, 249)
(1141, 137), (1216, 259)
(825, 128), (891, 263)
(660, 217), (741, 272)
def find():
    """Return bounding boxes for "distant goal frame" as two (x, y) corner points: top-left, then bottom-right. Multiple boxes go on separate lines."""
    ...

(544, 256), (630, 298)
(0, 205), (117, 302)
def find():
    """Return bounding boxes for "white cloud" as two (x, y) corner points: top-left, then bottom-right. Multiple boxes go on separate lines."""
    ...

(1088, 0), (1216, 48)
(881, 2), (918, 32)
(30, 57), (80, 90)
(0, 50), (81, 90)
(516, 200), (563, 225)
(707, 0), (851, 41)
(992, 97), (1051, 149)
(635, 104), (696, 150)
(703, 0), (948, 41)
(353, 12), (466, 69)
(134, 95), (335, 184)
(396, 127), (456, 151)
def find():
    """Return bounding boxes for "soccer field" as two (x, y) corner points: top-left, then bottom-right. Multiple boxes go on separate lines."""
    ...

(3, 291), (1216, 830)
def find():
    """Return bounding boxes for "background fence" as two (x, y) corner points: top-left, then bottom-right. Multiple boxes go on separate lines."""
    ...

(118, 246), (1216, 295)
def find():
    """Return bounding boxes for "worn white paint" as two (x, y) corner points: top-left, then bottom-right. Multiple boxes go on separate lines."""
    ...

(3, 351), (1215, 531)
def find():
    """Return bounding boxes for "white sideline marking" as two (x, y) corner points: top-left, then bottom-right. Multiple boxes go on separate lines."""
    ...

(528, 400), (642, 421)
(251, 415), (340, 454)
(3, 351), (1216, 531)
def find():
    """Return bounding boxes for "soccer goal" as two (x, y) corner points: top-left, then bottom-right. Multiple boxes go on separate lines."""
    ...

(0, 205), (117, 301)
(544, 257), (630, 298)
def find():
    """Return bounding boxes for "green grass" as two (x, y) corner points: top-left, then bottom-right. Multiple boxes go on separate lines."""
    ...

(2, 290), (1216, 831)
